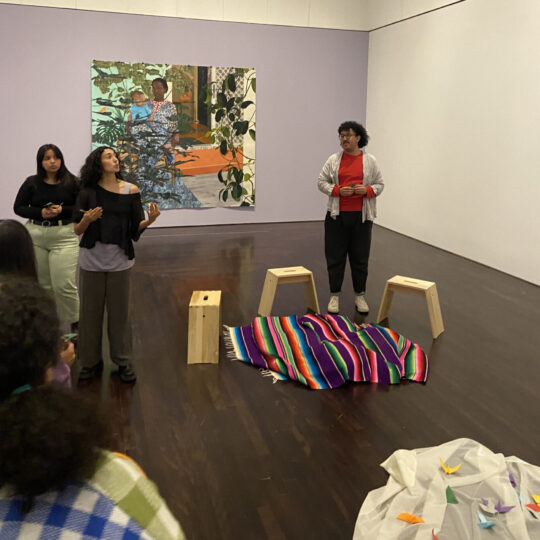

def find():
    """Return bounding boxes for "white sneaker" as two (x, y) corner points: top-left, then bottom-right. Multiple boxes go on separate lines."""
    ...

(328, 295), (340, 313)
(355, 294), (369, 313)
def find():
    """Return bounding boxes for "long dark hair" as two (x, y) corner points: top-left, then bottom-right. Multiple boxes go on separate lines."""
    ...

(0, 220), (38, 280)
(36, 144), (75, 183)
(0, 280), (110, 511)
(80, 146), (123, 188)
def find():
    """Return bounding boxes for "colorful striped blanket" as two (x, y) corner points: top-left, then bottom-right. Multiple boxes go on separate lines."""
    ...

(225, 314), (428, 389)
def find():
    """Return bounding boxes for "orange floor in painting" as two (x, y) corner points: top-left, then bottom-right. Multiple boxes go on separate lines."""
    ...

(176, 148), (243, 176)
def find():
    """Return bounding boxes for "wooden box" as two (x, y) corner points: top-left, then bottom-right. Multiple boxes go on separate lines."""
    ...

(188, 290), (222, 364)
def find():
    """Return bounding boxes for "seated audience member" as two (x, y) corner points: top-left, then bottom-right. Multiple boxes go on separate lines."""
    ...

(0, 219), (74, 387)
(0, 280), (185, 539)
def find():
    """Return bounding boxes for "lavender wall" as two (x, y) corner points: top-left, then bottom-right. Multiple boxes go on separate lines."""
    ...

(0, 4), (369, 227)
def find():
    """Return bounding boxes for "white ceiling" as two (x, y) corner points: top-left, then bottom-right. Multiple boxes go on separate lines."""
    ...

(0, 0), (465, 31)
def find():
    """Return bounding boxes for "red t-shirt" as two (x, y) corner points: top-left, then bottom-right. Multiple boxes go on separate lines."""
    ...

(331, 152), (375, 211)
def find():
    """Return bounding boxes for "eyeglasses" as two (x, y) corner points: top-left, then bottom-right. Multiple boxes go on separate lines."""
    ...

(339, 133), (357, 139)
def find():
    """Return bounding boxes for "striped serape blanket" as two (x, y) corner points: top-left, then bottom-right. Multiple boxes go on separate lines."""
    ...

(225, 314), (428, 389)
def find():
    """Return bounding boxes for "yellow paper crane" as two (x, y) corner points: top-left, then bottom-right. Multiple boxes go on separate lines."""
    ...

(440, 458), (462, 475)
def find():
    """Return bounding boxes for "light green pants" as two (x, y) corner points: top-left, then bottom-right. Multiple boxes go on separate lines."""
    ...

(26, 222), (80, 324)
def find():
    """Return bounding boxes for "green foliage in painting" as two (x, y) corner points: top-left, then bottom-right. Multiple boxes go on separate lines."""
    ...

(91, 61), (255, 208)
(92, 61), (198, 205)
(203, 68), (256, 206)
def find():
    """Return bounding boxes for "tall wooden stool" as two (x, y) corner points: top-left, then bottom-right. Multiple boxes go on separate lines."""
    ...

(188, 290), (221, 364)
(376, 275), (444, 339)
(258, 266), (320, 316)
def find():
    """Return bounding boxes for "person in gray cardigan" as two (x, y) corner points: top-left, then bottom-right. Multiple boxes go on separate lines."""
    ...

(317, 121), (384, 314)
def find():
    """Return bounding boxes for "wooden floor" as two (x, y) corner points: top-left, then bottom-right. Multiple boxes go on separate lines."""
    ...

(78, 221), (540, 540)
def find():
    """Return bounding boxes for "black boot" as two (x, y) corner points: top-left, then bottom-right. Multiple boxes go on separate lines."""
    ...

(78, 360), (104, 382)
(118, 364), (137, 383)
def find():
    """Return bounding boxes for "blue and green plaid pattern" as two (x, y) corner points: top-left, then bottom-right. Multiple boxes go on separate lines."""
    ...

(0, 482), (152, 539)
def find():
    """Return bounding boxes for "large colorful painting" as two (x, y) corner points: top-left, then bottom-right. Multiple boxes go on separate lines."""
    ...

(91, 60), (256, 209)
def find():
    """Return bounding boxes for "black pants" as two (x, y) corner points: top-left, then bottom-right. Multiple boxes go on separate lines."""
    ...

(324, 211), (373, 294)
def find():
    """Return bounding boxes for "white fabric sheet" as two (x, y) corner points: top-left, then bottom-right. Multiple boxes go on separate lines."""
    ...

(353, 438), (540, 539)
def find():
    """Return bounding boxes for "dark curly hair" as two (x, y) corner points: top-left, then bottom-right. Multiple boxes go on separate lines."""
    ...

(0, 220), (38, 280)
(36, 144), (78, 187)
(0, 280), (110, 511)
(338, 121), (370, 148)
(80, 146), (123, 188)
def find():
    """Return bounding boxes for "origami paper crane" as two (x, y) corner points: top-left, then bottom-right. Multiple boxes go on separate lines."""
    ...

(494, 501), (515, 513)
(525, 494), (540, 512)
(477, 510), (495, 529)
(397, 512), (424, 524)
(446, 486), (458, 504)
(480, 499), (497, 514)
(440, 458), (461, 475)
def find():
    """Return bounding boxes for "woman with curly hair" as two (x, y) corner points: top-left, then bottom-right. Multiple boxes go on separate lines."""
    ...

(0, 219), (74, 388)
(74, 146), (160, 383)
(0, 279), (184, 538)
(317, 121), (384, 315)
(13, 144), (80, 332)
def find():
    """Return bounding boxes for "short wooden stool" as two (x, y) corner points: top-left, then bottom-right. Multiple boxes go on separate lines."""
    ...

(188, 290), (221, 364)
(376, 275), (444, 339)
(258, 266), (320, 316)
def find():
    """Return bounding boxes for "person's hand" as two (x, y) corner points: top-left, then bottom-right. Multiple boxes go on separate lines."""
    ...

(354, 185), (368, 195)
(147, 203), (161, 224)
(49, 204), (63, 217)
(60, 340), (76, 368)
(82, 207), (103, 223)
(41, 206), (57, 219)
(340, 186), (354, 197)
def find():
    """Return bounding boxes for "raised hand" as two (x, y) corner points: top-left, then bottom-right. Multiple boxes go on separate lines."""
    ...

(147, 202), (161, 224)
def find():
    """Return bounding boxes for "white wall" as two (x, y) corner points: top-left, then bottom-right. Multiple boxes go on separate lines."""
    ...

(366, 0), (540, 285)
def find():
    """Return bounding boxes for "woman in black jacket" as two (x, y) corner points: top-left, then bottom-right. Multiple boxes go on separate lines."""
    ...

(74, 146), (160, 383)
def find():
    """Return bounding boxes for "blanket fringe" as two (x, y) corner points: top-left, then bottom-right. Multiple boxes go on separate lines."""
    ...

(222, 325), (284, 384)
(259, 369), (280, 384)
(222, 325), (240, 361)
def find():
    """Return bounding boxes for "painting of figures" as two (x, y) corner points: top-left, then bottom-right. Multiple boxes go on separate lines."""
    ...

(91, 60), (256, 209)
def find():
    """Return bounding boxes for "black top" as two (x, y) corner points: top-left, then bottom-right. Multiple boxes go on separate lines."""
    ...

(74, 185), (145, 260)
(13, 175), (80, 223)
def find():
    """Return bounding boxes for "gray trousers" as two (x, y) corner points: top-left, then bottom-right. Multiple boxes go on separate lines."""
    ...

(78, 268), (132, 368)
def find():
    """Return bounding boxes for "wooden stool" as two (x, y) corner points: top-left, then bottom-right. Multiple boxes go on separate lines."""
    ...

(188, 290), (221, 364)
(258, 266), (320, 316)
(376, 275), (444, 339)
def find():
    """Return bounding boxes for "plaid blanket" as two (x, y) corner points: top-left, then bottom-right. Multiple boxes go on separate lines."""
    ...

(0, 452), (184, 539)
(225, 314), (428, 389)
